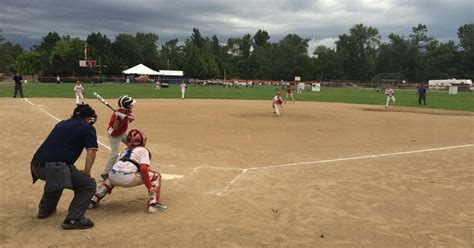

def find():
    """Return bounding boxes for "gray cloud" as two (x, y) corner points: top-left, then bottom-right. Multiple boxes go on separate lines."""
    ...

(1, 0), (472, 50)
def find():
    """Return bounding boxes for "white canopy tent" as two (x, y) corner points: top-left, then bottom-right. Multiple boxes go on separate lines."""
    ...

(158, 70), (184, 76)
(122, 64), (160, 75)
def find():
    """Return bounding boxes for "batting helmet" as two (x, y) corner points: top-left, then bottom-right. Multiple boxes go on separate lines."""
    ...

(118, 95), (136, 109)
(127, 129), (147, 147)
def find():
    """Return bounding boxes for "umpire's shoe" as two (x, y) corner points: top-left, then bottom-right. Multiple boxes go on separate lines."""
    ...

(62, 218), (94, 230)
(37, 209), (56, 219)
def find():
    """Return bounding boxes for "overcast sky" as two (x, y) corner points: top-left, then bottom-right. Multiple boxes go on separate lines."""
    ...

(1, 0), (473, 52)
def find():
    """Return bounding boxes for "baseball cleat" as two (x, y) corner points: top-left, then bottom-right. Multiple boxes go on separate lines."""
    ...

(148, 203), (168, 213)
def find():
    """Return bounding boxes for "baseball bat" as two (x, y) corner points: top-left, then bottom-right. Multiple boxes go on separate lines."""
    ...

(93, 92), (115, 112)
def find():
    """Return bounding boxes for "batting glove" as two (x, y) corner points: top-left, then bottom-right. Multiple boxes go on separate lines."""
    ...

(115, 111), (127, 119)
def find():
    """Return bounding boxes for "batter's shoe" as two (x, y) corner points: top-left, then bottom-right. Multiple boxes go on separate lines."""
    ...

(62, 218), (94, 230)
(148, 203), (168, 213)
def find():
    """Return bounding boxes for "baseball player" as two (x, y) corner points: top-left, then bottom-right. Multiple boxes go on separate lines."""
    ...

(90, 129), (167, 213)
(74, 80), (85, 105)
(272, 91), (283, 116)
(384, 87), (396, 108)
(155, 79), (161, 90)
(297, 82), (305, 94)
(100, 95), (136, 181)
(284, 83), (295, 104)
(180, 81), (187, 100)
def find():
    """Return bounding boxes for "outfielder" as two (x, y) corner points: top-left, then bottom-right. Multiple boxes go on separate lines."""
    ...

(297, 82), (305, 94)
(180, 81), (187, 99)
(384, 87), (396, 108)
(90, 129), (167, 213)
(272, 91), (283, 116)
(74, 80), (85, 105)
(284, 83), (295, 104)
(101, 95), (136, 181)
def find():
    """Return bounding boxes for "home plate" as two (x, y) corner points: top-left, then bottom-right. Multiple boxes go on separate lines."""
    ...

(162, 174), (184, 180)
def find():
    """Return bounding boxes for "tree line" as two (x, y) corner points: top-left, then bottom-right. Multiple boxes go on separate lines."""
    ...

(0, 23), (473, 83)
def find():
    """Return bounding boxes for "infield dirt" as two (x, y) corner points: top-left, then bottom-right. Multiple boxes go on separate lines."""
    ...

(1, 98), (473, 247)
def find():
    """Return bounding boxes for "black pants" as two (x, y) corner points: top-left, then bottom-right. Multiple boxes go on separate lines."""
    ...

(418, 95), (426, 105)
(31, 163), (96, 220)
(13, 84), (24, 98)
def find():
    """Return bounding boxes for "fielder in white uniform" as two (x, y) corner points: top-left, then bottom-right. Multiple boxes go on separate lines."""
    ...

(74, 80), (85, 105)
(384, 87), (396, 108)
(272, 91), (283, 116)
(90, 129), (167, 213)
(180, 82), (187, 99)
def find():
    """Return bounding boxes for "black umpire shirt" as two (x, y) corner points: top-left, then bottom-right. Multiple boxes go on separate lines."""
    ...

(32, 118), (98, 165)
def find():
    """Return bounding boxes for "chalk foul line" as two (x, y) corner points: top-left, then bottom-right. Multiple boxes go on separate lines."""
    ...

(24, 98), (183, 180)
(197, 143), (473, 195)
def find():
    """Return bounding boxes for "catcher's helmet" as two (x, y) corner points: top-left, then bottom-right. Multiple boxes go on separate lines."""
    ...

(118, 95), (136, 109)
(127, 129), (147, 147)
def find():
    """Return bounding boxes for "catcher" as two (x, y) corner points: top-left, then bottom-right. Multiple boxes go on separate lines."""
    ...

(89, 129), (167, 213)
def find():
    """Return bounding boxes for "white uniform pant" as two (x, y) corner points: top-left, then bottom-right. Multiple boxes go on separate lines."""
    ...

(181, 89), (186, 99)
(386, 96), (396, 107)
(91, 171), (162, 207)
(103, 133), (127, 175)
(273, 103), (281, 116)
(75, 93), (84, 104)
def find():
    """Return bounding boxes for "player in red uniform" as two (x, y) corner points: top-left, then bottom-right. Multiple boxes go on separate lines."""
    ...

(100, 95), (136, 181)
(284, 83), (295, 104)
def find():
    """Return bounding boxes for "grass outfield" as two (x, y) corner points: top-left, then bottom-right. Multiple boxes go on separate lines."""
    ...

(1, 82), (473, 111)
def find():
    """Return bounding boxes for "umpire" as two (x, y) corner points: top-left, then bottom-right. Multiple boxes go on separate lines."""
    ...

(31, 104), (98, 230)
(13, 72), (24, 98)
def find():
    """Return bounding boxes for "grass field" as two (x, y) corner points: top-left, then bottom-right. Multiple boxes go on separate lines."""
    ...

(1, 82), (473, 111)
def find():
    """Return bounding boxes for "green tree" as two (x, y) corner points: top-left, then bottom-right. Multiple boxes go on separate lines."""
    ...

(272, 34), (312, 80)
(0, 38), (23, 73)
(183, 28), (219, 78)
(335, 24), (381, 80)
(251, 30), (273, 79)
(375, 33), (412, 79)
(407, 24), (435, 81)
(158, 38), (185, 70)
(86, 32), (113, 75)
(423, 41), (460, 79)
(50, 36), (85, 76)
(457, 23), (474, 79)
(312, 45), (344, 80)
(112, 33), (141, 68)
(15, 51), (42, 81)
(135, 32), (159, 68)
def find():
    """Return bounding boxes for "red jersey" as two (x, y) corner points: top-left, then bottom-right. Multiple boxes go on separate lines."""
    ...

(107, 108), (135, 137)
(286, 85), (293, 94)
